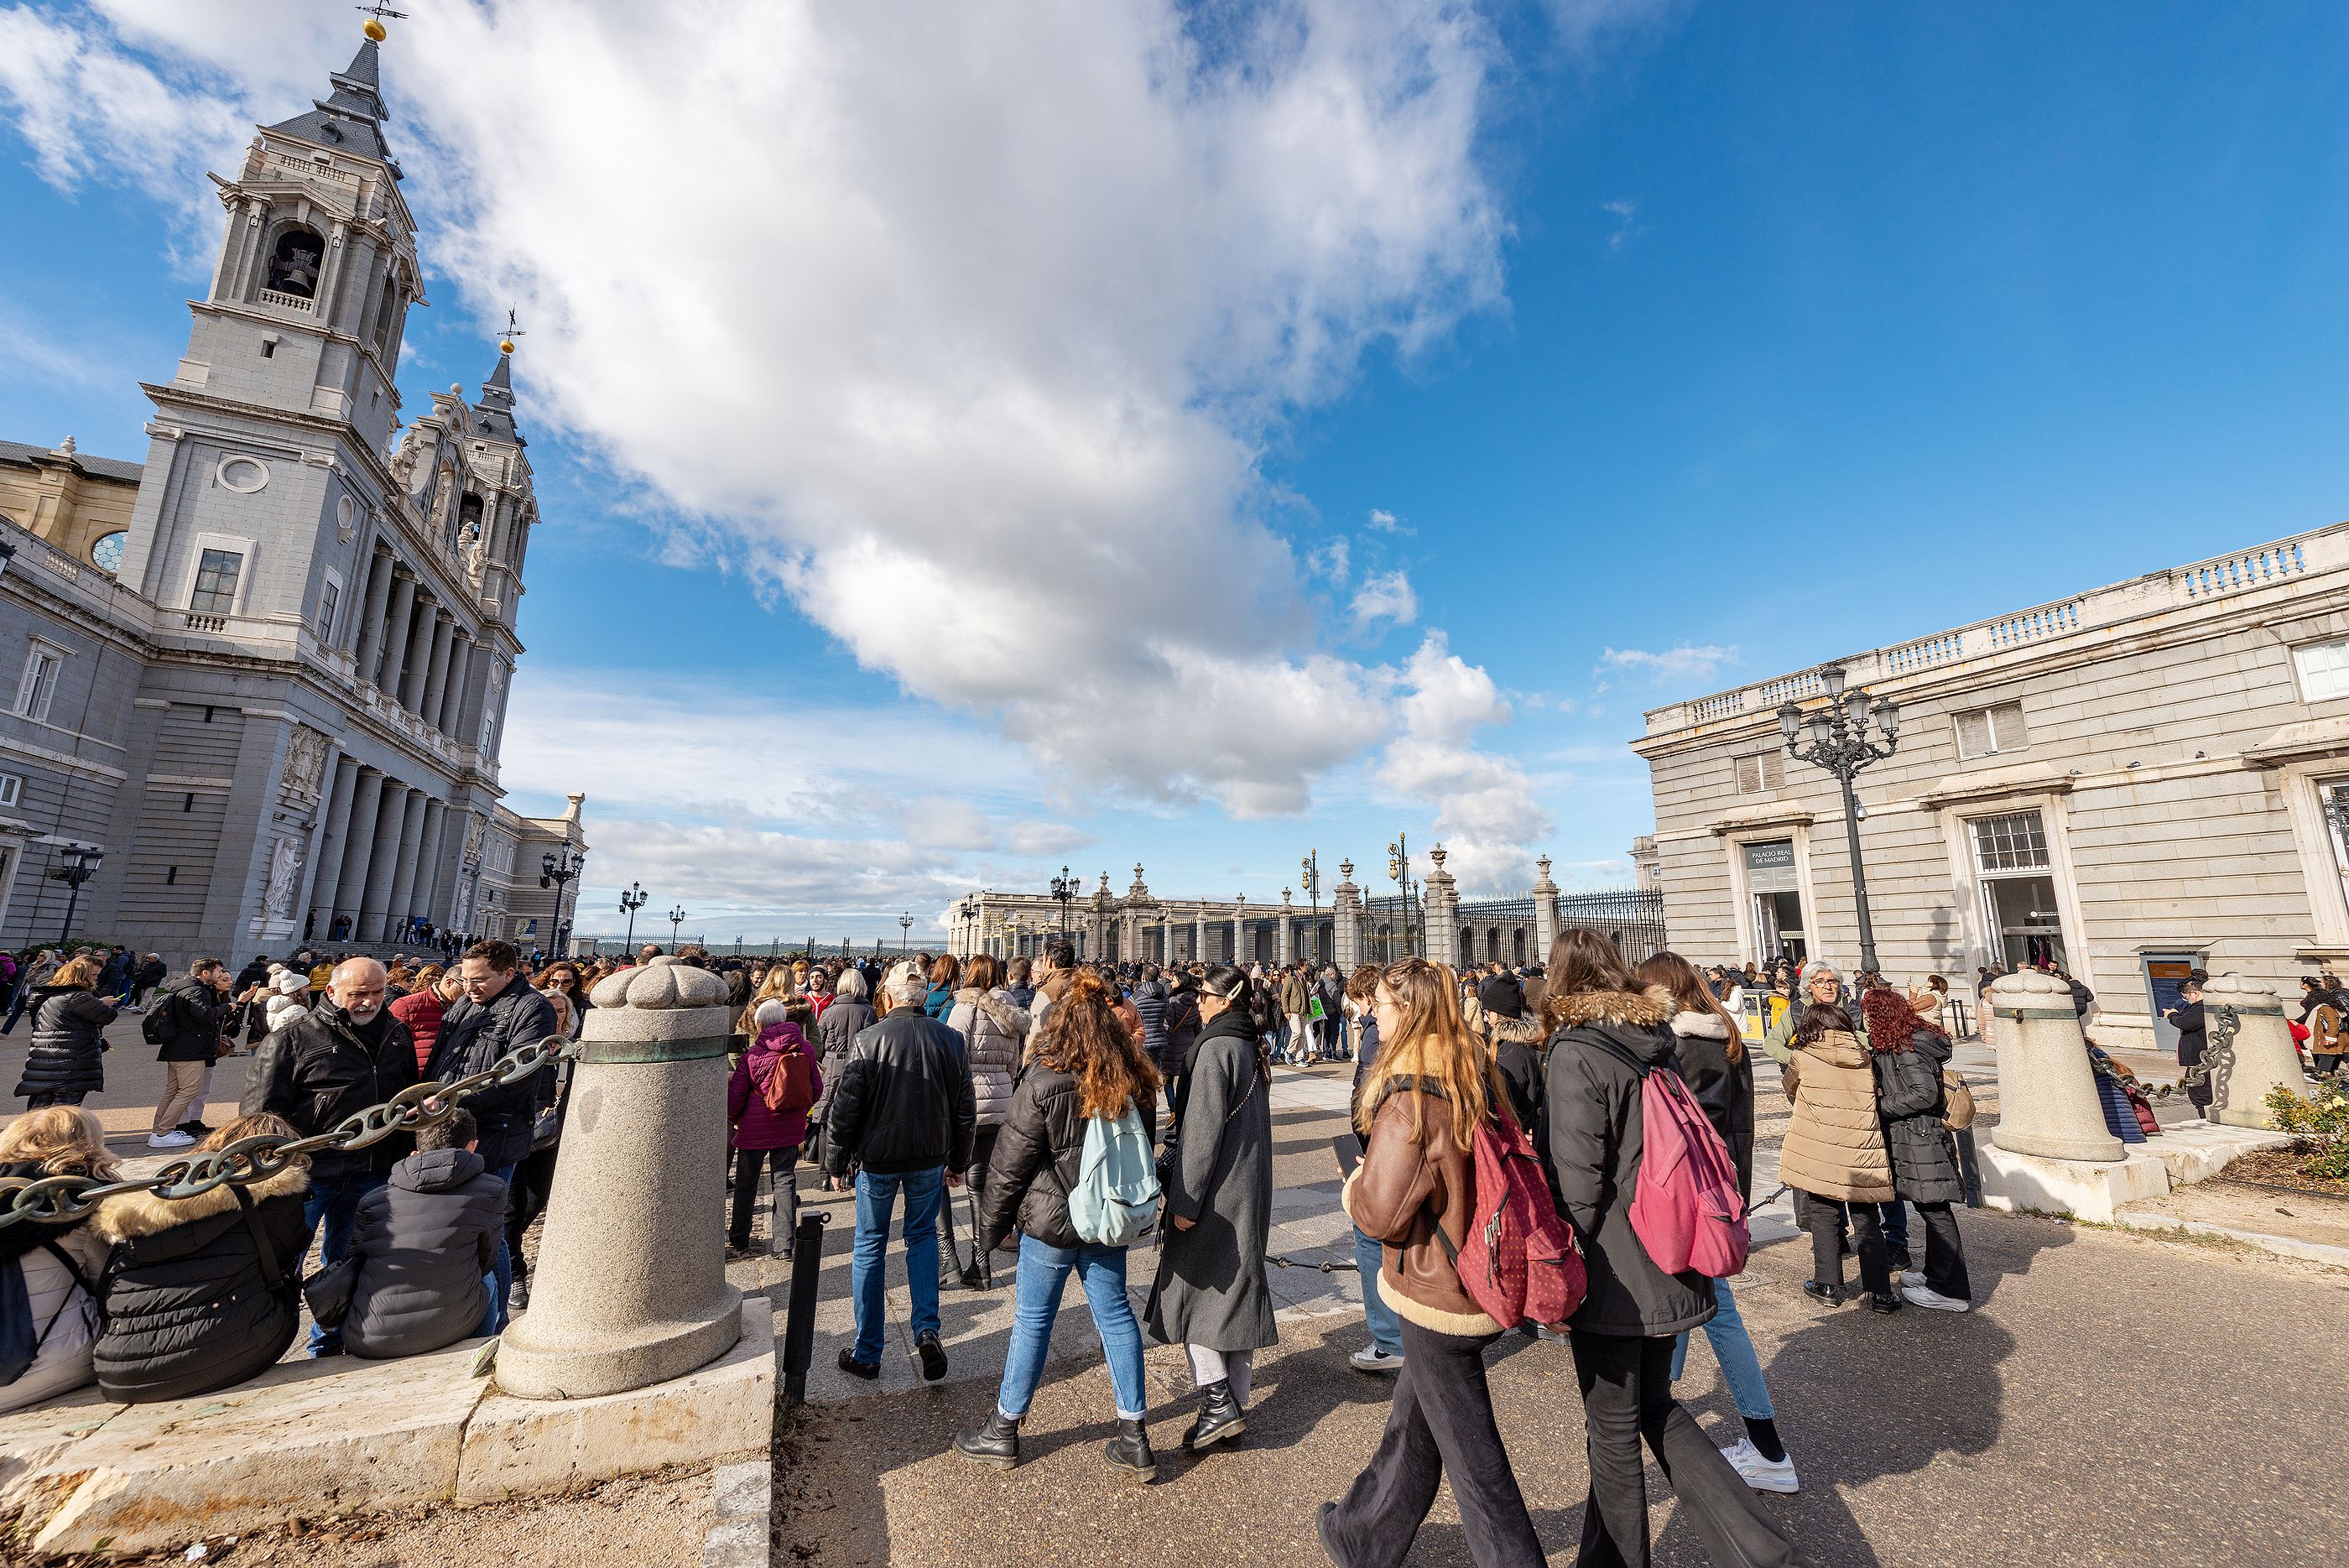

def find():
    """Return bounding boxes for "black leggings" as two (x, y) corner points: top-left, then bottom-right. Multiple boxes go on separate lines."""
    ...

(730, 1144), (800, 1248)
(504, 1143), (560, 1279)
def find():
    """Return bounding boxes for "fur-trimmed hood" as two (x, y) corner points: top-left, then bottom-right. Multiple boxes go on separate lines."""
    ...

(91, 1163), (309, 1243)
(1545, 987), (1673, 1031)
(1669, 1008), (1731, 1040)
(1487, 1011), (1547, 1045)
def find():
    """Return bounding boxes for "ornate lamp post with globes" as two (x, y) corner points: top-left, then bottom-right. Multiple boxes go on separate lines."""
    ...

(618, 880), (648, 951)
(667, 904), (688, 945)
(539, 847), (583, 959)
(1779, 664), (1901, 977)
(1049, 865), (1078, 940)
(899, 911), (914, 954)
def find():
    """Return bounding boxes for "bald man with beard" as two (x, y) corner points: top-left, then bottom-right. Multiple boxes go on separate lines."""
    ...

(243, 956), (419, 1354)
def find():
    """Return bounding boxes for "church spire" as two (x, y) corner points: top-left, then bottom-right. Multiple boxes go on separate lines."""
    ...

(264, 23), (395, 162)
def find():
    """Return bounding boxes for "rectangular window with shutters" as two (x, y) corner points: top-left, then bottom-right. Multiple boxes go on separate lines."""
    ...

(1732, 751), (1786, 794)
(189, 548), (244, 615)
(1952, 700), (2028, 758)
(2294, 639), (2349, 702)
(315, 576), (341, 642)
(14, 644), (61, 721)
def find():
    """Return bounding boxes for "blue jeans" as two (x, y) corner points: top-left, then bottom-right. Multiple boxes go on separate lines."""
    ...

(305, 1169), (383, 1354)
(1880, 1200), (1910, 1255)
(995, 1233), (1147, 1422)
(851, 1165), (944, 1365)
(1356, 1227), (1403, 1357)
(487, 1160), (519, 1332)
(477, 1273), (500, 1339)
(1668, 1275), (1774, 1420)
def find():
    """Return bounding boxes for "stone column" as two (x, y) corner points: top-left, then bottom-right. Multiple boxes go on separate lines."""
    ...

(436, 634), (473, 735)
(352, 549), (395, 676)
(1987, 971), (2122, 1161)
(1422, 846), (1461, 968)
(419, 612), (457, 726)
(357, 784), (414, 941)
(1278, 892), (1294, 966)
(400, 798), (445, 938)
(2200, 974), (2311, 1128)
(332, 768), (388, 939)
(498, 957), (744, 1399)
(1193, 910), (1206, 965)
(375, 571), (419, 690)
(1232, 894), (1247, 966)
(306, 757), (362, 936)
(1532, 855), (1560, 963)
(397, 594), (439, 711)
(1333, 862), (1362, 971)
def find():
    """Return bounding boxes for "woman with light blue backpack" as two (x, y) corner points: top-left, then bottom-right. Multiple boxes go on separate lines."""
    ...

(956, 966), (1164, 1478)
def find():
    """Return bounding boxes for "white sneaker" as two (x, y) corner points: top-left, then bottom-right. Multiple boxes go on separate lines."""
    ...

(1898, 1269), (1925, 1289)
(1349, 1346), (1404, 1373)
(146, 1130), (196, 1149)
(1720, 1437), (1800, 1494)
(1900, 1283), (1970, 1312)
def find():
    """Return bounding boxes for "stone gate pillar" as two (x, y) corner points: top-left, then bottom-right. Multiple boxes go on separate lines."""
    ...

(1987, 970), (2121, 1162)
(2201, 974), (2311, 1128)
(1532, 856), (1560, 962)
(498, 957), (744, 1399)
(1333, 861), (1362, 971)
(1423, 846), (1461, 968)
(1278, 889), (1294, 965)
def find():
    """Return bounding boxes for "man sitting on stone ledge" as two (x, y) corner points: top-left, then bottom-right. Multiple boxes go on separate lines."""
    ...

(343, 1107), (509, 1358)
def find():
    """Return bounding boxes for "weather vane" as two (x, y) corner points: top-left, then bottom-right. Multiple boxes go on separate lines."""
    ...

(357, 2), (407, 40)
(500, 308), (527, 357)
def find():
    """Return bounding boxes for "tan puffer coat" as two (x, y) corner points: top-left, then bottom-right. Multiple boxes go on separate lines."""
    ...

(1779, 1029), (1893, 1203)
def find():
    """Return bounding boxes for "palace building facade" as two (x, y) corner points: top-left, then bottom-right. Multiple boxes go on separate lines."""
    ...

(1634, 523), (2349, 1052)
(0, 34), (579, 965)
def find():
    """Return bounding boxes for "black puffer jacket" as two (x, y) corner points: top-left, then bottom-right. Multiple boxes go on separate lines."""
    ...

(1872, 1028), (1963, 1204)
(1544, 988), (1716, 1340)
(821, 1008), (975, 1176)
(343, 1148), (506, 1359)
(153, 974), (227, 1065)
(90, 1164), (310, 1403)
(427, 974), (560, 1169)
(242, 1002), (419, 1181)
(14, 987), (117, 1100)
(977, 1060), (1158, 1252)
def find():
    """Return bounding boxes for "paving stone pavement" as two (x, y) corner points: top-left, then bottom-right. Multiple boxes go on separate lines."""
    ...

(772, 1060), (2349, 1568)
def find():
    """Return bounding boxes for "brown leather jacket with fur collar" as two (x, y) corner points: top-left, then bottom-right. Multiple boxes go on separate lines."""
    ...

(1343, 1077), (1502, 1339)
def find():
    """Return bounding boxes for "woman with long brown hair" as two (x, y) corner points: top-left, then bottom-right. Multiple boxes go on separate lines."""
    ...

(1635, 951), (1797, 1495)
(1544, 930), (1801, 1567)
(1319, 957), (1547, 1568)
(956, 968), (1161, 1476)
(13, 954), (116, 1109)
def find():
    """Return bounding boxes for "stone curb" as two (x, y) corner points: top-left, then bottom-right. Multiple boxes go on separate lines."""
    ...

(2111, 1209), (2349, 1269)
(703, 1457), (771, 1568)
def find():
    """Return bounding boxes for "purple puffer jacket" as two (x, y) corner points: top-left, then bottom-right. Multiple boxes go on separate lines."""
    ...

(728, 1022), (823, 1152)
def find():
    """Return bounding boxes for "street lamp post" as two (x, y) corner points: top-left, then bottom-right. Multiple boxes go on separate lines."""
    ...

(1779, 664), (1901, 977)
(618, 881), (648, 950)
(899, 911), (913, 953)
(539, 846), (583, 958)
(49, 844), (103, 947)
(1386, 834), (1414, 958)
(667, 904), (687, 945)
(1301, 849), (1321, 964)
(1049, 865), (1077, 940)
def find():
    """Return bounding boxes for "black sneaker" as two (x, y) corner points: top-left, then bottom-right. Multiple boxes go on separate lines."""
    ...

(1867, 1291), (1904, 1315)
(176, 1121), (214, 1137)
(1801, 1280), (1844, 1308)
(837, 1347), (880, 1381)
(916, 1330), (949, 1382)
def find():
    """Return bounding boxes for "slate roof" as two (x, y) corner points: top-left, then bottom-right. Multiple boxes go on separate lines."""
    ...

(0, 439), (143, 486)
(264, 40), (393, 163)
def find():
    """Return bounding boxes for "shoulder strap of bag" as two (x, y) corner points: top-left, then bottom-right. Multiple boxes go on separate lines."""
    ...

(1576, 1031), (1650, 1081)
(26, 1238), (94, 1357)
(232, 1185), (286, 1293)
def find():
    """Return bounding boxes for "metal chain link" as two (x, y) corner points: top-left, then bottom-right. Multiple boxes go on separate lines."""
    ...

(0, 1034), (564, 1232)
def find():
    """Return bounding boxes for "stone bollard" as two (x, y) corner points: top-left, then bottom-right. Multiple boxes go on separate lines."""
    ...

(1987, 970), (2122, 1162)
(2198, 974), (2311, 1128)
(497, 957), (743, 1399)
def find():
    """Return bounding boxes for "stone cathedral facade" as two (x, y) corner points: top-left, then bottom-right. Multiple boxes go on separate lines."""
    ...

(0, 35), (579, 966)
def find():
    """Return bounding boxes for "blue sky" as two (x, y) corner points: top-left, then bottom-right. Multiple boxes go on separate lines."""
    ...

(3, 2), (2344, 944)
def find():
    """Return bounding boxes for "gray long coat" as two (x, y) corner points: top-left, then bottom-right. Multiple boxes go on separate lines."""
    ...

(1145, 1011), (1276, 1353)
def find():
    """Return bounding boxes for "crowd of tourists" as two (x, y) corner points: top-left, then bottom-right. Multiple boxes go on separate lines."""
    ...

(0, 923), (2136, 1566)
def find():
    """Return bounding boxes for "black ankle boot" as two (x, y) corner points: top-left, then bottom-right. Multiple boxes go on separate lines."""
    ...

(1182, 1379), (1246, 1451)
(1103, 1418), (1155, 1478)
(954, 1409), (1020, 1469)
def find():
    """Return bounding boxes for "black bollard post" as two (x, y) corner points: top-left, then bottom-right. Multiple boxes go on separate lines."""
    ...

(780, 1208), (830, 1409)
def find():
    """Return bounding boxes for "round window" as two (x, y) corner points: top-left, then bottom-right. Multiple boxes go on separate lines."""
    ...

(216, 456), (268, 493)
(337, 495), (357, 530)
(90, 531), (127, 575)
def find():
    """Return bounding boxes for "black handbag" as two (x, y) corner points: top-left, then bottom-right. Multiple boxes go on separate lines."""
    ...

(302, 1253), (359, 1329)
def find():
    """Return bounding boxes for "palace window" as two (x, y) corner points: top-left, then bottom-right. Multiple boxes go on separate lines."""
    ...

(0, 773), (19, 808)
(1971, 810), (2050, 873)
(315, 576), (341, 643)
(90, 531), (126, 576)
(1733, 750), (1785, 794)
(1953, 700), (2028, 759)
(2294, 638), (2349, 702)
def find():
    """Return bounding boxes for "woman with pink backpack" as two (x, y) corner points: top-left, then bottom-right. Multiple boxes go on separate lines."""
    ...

(1543, 930), (1803, 1568)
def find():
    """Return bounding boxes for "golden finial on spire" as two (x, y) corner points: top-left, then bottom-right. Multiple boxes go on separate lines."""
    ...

(500, 307), (526, 357)
(357, 3), (405, 43)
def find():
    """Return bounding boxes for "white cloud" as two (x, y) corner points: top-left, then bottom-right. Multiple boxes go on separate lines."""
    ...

(1598, 643), (1737, 685)
(1602, 196), (1639, 249)
(1308, 535), (1352, 585)
(1376, 634), (1550, 892)
(1366, 507), (1413, 535)
(6, 3), (1551, 842)
(1349, 569), (1418, 632)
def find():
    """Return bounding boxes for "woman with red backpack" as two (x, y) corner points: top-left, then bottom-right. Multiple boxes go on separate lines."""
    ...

(1317, 956), (1548, 1568)
(728, 997), (823, 1258)
(1543, 930), (1802, 1568)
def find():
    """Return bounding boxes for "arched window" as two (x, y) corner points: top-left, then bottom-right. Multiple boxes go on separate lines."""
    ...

(89, 531), (127, 576)
(370, 270), (403, 355)
(264, 226), (326, 300)
(457, 492), (484, 552)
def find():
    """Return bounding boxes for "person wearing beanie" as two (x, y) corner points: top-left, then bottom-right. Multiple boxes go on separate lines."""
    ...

(728, 995), (823, 1258)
